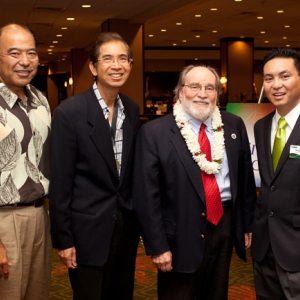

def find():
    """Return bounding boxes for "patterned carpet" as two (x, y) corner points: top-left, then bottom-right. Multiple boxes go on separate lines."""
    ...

(50, 243), (255, 299)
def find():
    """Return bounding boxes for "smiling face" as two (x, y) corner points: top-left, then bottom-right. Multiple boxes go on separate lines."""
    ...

(179, 66), (217, 122)
(89, 40), (132, 93)
(0, 24), (39, 98)
(263, 57), (300, 116)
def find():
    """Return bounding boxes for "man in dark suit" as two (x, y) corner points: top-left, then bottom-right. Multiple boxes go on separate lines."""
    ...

(252, 48), (300, 299)
(133, 65), (256, 300)
(49, 32), (140, 300)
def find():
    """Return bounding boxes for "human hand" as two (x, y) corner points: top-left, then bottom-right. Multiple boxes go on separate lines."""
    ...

(244, 232), (252, 249)
(151, 250), (172, 272)
(58, 247), (77, 269)
(0, 240), (12, 280)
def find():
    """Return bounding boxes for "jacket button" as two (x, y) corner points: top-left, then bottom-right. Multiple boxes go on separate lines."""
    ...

(270, 185), (275, 191)
(112, 214), (117, 220)
(200, 234), (205, 239)
(269, 211), (274, 217)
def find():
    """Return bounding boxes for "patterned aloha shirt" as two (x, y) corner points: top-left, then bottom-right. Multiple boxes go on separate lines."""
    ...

(0, 83), (51, 205)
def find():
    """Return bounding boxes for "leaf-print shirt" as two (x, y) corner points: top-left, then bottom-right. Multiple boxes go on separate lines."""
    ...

(0, 83), (51, 205)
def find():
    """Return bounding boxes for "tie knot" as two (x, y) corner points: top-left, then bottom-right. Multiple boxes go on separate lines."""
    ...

(278, 117), (288, 129)
(200, 123), (206, 132)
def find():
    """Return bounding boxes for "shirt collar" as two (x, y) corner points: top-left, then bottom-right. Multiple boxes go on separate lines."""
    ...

(274, 102), (300, 130)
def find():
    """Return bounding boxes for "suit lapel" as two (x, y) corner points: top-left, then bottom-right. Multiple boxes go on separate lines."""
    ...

(222, 116), (238, 201)
(170, 118), (205, 203)
(118, 101), (133, 185)
(86, 87), (118, 179)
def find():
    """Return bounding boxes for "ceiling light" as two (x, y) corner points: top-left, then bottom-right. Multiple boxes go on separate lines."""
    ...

(176, 23), (182, 25)
(235, 0), (242, 1)
(212, 30), (217, 33)
(48, 53), (53, 55)
(260, 31), (265, 34)
(283, 37), (287, 39)
(264, 41), (269, 43)
(212, 44), (216, 46)
(257, 16), (263, 19)
(61, 27), (68, 30)
(67, 18), (75, 20)
(161, 29), (166, 32)
(47, 49), (52, 52)
(195, 35), (200, 38)
(173, 43), (177, 46)
(56, 34), (63, 37)
(62, 58), (66, 61)
(195, 15), (201, 17)
(285, 25), (290, 28)
(53, 41), (58, 43)
(286, 44), (290, 47)
(211, 8), (217, 11)
(50, 45), (54, 48)
(82, 5), (91, 8)
(277, 10), (284, 13)
(240, 36), (245, 38)
(182, 40), (187, 42)
(195, 58), (199, 60)
(148, 34), (154, 37)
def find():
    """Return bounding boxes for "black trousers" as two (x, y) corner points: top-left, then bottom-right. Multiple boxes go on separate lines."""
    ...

(157, 206), (234, 300)
(68, 208), (139, 300)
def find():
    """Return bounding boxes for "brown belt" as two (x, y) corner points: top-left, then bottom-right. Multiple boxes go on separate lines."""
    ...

(1, 197), (45, 208)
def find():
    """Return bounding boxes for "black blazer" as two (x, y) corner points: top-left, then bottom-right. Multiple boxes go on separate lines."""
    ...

(49, 86), (140, 266)
(133, 111), (256, 273)
(252, 112), (300, 272)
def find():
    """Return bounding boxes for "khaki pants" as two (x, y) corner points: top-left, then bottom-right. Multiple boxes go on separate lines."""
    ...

(0, 205), (52, 300)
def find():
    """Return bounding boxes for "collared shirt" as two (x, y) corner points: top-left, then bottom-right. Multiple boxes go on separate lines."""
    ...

(0, 82), (51, 205)
(93, 82), (125, 177)
(271, 102), (300, 152)
(185, 111), (232, 201)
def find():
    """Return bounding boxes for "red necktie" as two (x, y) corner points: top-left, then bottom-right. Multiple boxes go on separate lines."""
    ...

(198, 124), (224, 225)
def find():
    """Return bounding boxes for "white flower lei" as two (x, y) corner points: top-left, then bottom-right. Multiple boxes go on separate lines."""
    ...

(173, 101), (225, 174)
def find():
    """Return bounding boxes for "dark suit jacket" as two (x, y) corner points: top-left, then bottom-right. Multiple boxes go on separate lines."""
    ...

(49, 86), (140, 266)
(252, 111), (300, 272)
(133, 111), (256, 273)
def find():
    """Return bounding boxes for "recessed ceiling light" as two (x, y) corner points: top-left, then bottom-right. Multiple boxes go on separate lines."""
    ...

(211, 8), (217, 11)
(240, 36), (245, 38)
(48, 53), (53, 55)
(67, 18), (75, 21)
(257, 16), (263, 19)
(195, 14), (201, 17)
(56, 34), (63, 37)
(212, 43), (216, 46)
(264, 41), (269, 43)
(195, 35), (200, 38)
(148, 34), (154, 37)
(47, 49), (52, 52)
(277, 10), (284, 13)
(161, 29), (166, 32)
(53, 41), (58, 43)
(82, 5), (91, 8)
(62, 58), (66, 61)
(195, 58), (199, 60)
(286, 44), (290, 47)
(182, 40), (187, 42)
(282, 37), (287, 39)
(260, 31), (265, 34)
(50, 45), (54, 48)
(173, 43), (177, 46)
(285, 25), (290, 28)
(235, 0), (242, 1)
(61, 27), (68, 30)
(176, 23), (182, 25)
(212, 30), (217, 33)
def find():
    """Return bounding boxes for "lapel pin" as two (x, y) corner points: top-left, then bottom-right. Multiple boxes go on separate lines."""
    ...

(231, 133), (236, 139)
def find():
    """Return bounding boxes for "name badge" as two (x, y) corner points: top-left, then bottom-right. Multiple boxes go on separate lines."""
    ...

(289, 145), (300, 159)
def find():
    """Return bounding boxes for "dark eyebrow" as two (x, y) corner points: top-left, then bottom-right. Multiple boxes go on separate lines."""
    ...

(7, 47), (38, 52)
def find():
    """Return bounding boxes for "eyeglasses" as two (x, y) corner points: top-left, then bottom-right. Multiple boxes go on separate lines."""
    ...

(182, 83), (216, 94)
(0, 49), (38, 60)
(97, 56), (133, 65)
